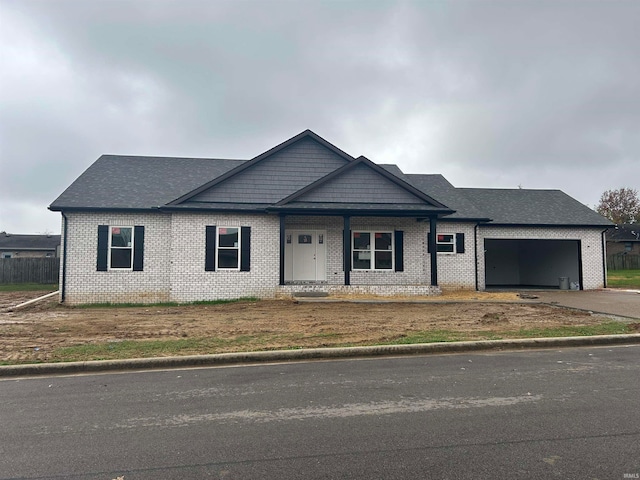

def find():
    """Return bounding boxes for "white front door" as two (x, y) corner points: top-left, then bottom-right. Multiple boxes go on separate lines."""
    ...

(285, 230), (326, 282)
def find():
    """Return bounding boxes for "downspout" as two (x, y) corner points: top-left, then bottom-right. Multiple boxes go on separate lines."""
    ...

(343, 215), (351, 286)
(601, 228), (608, 288)
(61, 212), (69, 303)
(474, 223), (479, 291)
(429, 216), (438, 286)
(279, 215), (286, 286)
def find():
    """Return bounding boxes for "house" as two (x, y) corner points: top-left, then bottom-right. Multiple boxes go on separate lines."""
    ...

(0, 232), (61, 258)
(606, 224), (640, 270)
(606, 224), (640, 255)
(49, 130), (613, 305)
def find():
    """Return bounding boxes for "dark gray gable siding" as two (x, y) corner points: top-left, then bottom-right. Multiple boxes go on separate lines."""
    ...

(187, 137), (350, 204)
(294, 162), (425, 204)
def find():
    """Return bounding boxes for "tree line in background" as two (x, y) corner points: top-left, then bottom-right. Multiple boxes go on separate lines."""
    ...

(596, 187), (639, 225)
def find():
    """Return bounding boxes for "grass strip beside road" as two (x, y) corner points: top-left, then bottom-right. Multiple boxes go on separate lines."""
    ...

(608, 269), (640, 289)
(4, 321), (633, 365)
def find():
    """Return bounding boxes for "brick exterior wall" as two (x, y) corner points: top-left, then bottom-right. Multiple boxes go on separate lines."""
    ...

(61, 212), (281, 304)
(58, 212), (607, 304)
(61, 212), (172, 304)
(169, 213), (280, 302)
(428, 222), (477, 289)
(607, 240), (639, 255)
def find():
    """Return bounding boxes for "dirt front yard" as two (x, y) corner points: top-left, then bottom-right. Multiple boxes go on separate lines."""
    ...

(0, 290), (633, 365)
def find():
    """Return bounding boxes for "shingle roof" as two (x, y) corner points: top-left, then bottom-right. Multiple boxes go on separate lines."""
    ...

(49, 131), (612, 227)
(0, 233), (61, 250)
(50, 155), (244, 210)
(458, 188), (613, 226)
(403, 174), (611, 226)
(404, 174), (489, 220)
(607, 224), (640, 242)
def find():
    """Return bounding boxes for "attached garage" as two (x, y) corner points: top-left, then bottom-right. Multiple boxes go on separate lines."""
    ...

(484, 239), (582, 289)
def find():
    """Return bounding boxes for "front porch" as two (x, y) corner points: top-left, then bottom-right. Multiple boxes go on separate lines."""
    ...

(276, 212), (445, 297)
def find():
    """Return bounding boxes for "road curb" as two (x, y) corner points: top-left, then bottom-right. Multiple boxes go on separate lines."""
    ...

(2, 334), (640, 377)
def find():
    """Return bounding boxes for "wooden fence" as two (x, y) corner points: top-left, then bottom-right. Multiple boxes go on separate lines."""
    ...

(0, 258), (60, 284)
(607, 254), (640, 270)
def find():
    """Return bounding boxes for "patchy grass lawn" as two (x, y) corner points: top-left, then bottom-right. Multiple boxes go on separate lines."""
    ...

(0, 283), (58, 292)
(1, 289), (637, 366)
(608, 269), (640, 289)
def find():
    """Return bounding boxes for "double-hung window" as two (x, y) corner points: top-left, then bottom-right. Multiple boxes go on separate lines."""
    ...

(205, 226), (251, 272)
(109, 226), (134, 269)
(352, 231), (393, 270)
(97, 225), (144, 271)
(217, 227), (240, 269)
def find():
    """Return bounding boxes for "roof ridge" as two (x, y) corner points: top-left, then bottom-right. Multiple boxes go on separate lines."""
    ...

(458, 187), (564, 192)
(99, 154), (246, 162)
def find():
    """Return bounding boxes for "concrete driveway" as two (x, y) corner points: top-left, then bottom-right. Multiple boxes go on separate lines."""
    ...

(533, 289), (640, 320)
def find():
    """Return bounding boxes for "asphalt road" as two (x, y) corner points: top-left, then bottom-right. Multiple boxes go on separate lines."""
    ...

(1, 346), (639, 480)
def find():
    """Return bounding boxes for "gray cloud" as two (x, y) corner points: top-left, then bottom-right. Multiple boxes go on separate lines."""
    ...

(1, 0), (638, 233)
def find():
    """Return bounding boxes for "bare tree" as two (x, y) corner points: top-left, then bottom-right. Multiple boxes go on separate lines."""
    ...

(596, 188), (640, 224)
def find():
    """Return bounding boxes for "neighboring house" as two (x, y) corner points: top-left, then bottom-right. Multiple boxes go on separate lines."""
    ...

(49, 130), (613, 305)
(606, 224), (640, 270)
(606, 224), (640, 255)
(0, 232), (61, 258)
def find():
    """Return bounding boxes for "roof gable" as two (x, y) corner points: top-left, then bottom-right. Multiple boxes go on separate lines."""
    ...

(172, 130), (354, 205)
(277, 156), (449, 208)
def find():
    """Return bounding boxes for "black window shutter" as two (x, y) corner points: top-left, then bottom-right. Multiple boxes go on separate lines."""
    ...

(205, 226), (216, 271)
(427, 233), (431, 253)
(133, 226), (145, 271)
(394, 230), (404, 272)
(456, 233), (465, 254)
(240, 226), (251, 272)
(97, 225), (108, 271)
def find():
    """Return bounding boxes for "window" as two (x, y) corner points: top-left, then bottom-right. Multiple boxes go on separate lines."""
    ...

(97, 225), (144, 272)
(217, 227), (240, 269)
(205, 226), (251, 272)
(1, 252), (12, 258)
(427, 232), (465, 255)
(436, 234), (455, 253)
(352, 231), (393, 270)
(109, 226), (134, 269)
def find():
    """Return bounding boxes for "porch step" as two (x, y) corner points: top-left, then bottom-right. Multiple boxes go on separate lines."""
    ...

(293, 291), (330, 298)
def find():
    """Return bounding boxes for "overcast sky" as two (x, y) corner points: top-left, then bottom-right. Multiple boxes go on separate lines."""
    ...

(1, 0), (638, 234)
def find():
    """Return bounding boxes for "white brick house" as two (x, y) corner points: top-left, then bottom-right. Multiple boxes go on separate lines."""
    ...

(50, 130), (612, 304)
